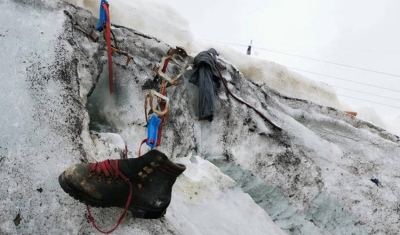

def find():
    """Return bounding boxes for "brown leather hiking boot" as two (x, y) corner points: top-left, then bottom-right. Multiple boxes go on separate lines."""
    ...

(59, 149), (186, 219)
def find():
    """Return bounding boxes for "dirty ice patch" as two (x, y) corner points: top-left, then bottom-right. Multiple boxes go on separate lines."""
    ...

(90, 132), (126, 162)
(0, 1), (89, 234)
(167, 155), (286, 235)
(189, 39), (341, 110)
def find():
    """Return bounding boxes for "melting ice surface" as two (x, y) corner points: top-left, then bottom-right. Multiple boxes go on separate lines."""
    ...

(1, 0), (400, 235)
(66, 0), (400, 137)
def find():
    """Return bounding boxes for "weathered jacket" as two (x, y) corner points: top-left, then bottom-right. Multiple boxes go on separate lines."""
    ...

(188, 49), (221, 122)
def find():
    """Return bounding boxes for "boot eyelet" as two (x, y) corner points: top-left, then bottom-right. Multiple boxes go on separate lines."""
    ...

(140, 173), (148, 179)
(106, 177), (112, 184)
(143, 167), (153, 174)
(150, 162), (160, 168)
(96, 175), (103, 182)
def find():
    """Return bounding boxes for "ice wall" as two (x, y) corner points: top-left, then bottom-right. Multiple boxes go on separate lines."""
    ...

(62, 0), (400, 137)
(2, 1), (400, 235)
(0, 2), (288, 234)
(62, 0), (343, 111)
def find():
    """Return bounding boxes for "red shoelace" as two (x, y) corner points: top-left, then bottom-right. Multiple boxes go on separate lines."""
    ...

(86, 159), (133, 234)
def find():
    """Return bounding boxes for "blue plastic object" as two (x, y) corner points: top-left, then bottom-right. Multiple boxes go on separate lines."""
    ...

(371, 178), (380, 186)
(146, 115), (162, 148)
(95, 0), (109, 31)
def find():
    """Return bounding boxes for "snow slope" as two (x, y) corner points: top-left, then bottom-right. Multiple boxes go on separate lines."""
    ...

(1, 1), (399, 235)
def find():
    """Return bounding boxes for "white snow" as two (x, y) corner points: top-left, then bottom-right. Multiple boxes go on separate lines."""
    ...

(64, 0), (193, 48)
(1, 0), (400, 235)
(168, 155), (287, 235)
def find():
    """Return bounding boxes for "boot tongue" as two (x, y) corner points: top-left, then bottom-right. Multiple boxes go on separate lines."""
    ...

(118, 157), (146, 179)
(143, 150), (186, 176)
(159, 161), (186, 176)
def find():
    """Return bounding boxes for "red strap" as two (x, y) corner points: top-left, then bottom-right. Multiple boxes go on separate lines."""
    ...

(124, 145), (128, 159)
(99, 161), (110, 176)
(156, 115), (165, 147)
(155, 59), (170, 147)
(162, 58), (170, 72)
(104, 160), (115, 177)
(87, 162), (133, 234)
(138, 138), (147, 157)
(102, 3), (114, 93)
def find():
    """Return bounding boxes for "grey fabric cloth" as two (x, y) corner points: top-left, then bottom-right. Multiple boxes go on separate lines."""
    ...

(188, 48), (221, 122)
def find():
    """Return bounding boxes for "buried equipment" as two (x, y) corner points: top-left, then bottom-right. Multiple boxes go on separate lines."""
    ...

(153, 47), (190, 86)
(95, 0), (114, 93)
(139, 47), (190, 156)
(64, 3), (133, 94)
(143, 90), (170, 150)
(146, 114), (162, 148)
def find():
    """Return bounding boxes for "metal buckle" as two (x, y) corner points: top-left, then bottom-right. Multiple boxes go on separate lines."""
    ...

(153, 47), (190, 85)
(145, 90), (170, 117)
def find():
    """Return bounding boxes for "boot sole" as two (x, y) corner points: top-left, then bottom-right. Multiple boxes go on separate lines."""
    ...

(59, 173), (167, 219)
